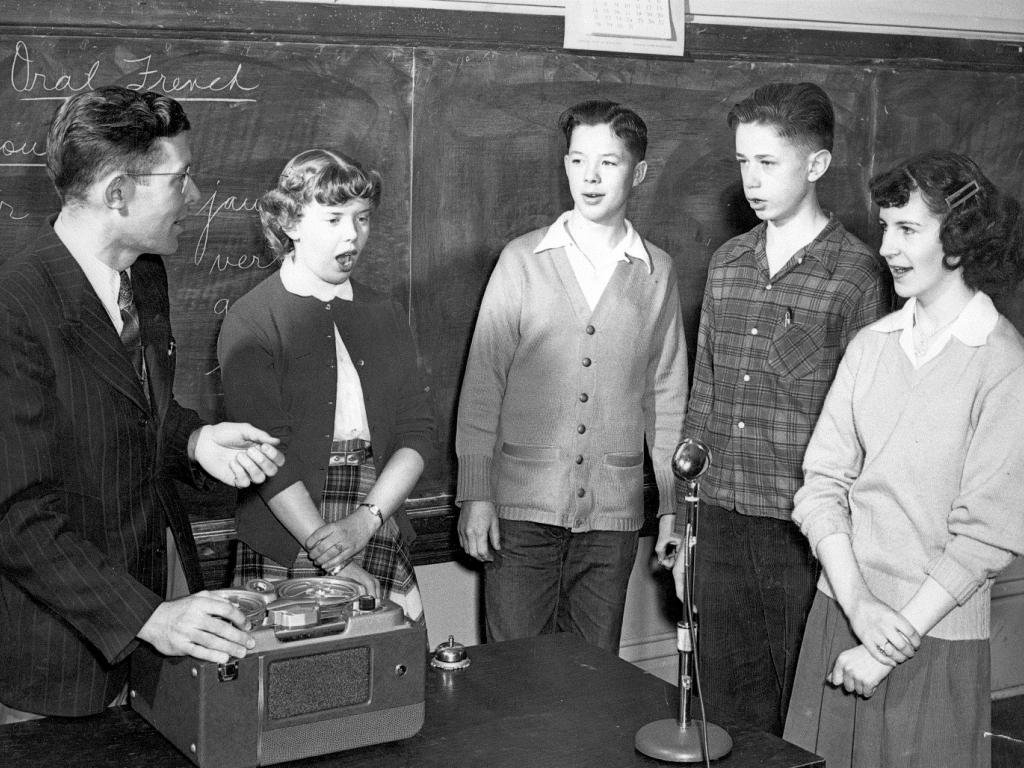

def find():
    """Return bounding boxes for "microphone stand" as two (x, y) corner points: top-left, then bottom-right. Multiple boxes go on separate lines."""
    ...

(635, 438), (732, 763)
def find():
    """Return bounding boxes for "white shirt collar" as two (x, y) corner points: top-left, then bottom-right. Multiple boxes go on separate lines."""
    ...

(870, 292), (997, 346)
(870, 292), (997, 366)
(534, 211), (652, 273)
(279, 256), (353, 301)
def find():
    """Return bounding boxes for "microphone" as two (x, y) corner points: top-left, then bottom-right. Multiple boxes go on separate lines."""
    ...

(672, 437), (711, 486)
(635, 438), (732, 764)
(671, 438), (710, 571)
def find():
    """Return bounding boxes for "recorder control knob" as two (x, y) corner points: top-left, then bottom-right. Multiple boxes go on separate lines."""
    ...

(357, 594), (377, 611)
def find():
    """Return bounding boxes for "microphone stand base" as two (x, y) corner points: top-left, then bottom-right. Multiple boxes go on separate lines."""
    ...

(635, 718), (733, 763)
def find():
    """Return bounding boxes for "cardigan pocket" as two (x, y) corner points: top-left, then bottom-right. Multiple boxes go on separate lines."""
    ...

(495, 442), (564, 513)
(595, 452), (644, 512)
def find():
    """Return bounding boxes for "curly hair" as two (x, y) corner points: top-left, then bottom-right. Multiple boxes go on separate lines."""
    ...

(870, 150), (1024, 295)
(258, 148), (382, 259)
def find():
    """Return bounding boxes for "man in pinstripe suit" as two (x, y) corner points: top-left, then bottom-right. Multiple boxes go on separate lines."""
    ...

(0, 86), (285, 719)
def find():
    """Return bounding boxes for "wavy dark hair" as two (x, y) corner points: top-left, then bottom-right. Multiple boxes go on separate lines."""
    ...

(727, 82), (834, 153)
(46, 85), (190, 204)
(557, 99), (647, 162)
(870, 150), (1024, 295)
(258, 148), (382, 259)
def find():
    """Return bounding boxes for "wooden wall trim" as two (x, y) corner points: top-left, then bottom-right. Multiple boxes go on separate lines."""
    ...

(2, 1), (1024, 71)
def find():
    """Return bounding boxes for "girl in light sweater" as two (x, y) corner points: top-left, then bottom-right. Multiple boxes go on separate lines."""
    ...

(784, 150), (1024, 768)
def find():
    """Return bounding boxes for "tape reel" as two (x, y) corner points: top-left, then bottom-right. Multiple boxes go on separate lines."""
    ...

(209, 588), (269, 625)
(273, 576), (364, 605)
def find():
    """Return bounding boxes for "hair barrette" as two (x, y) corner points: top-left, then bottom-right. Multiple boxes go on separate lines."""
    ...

(945, 179), (980, 211)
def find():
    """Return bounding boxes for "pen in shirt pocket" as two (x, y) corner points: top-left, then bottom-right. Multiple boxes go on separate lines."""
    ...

(168, 338), (176, 356)
(783, 308), (792, 327)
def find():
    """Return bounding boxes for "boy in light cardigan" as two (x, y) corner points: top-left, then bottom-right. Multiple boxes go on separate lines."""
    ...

(455, 99), (687, 653)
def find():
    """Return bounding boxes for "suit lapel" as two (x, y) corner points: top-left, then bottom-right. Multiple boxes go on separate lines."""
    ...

(36, 222), (150, 413)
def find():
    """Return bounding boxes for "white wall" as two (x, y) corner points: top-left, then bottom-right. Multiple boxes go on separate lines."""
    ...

(280, 0), (1024, 42)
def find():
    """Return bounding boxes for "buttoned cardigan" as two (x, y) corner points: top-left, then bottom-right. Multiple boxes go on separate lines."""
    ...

(455, 225), (688, 530)
(218, 272), (435, 566)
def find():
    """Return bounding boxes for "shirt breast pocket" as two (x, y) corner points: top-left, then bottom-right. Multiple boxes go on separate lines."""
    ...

(767, 322), (825, 381)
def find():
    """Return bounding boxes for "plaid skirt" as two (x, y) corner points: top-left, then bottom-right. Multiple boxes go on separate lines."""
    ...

(235, 458), (424, 624)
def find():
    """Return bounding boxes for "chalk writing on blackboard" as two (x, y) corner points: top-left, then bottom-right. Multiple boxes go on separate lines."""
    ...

(0, 138), (44, 160)
(118, 56), (259, 101)
(10, 41), (98, 95)
(193, 186), (274, 275)
(9, 40), (260, 102)
(0, 199), (28, 220)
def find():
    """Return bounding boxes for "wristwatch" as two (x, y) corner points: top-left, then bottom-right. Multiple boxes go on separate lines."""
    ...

(358, 502), (384, 528)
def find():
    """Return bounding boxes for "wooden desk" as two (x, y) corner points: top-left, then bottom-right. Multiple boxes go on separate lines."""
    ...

(0, 634), (822, 767)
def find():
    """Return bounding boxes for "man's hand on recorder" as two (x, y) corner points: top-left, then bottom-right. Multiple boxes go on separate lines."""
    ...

(138, 591), (256, 663)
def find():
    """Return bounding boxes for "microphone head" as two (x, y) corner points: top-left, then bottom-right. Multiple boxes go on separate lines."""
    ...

(672, 438), (711, 482)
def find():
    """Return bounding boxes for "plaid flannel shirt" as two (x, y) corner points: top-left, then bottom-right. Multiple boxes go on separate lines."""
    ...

(683, 216), (892, 520)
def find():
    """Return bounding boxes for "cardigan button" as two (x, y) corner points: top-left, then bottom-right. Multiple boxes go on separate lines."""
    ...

(357, 359), (365, 366)
(576, 488), (586, 498)
(582, 357), (591, 367)
(577, 424), (586, 434)
(585, 325), (595, 335)
(579, 393), (588, 403)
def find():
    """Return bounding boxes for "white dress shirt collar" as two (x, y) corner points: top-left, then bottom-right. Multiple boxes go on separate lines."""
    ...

(534, 210), (652, 272)
(870, 292), (997, 366)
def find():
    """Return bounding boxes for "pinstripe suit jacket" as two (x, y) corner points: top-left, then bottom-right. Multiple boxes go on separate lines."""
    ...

(0, 219), (206, 716)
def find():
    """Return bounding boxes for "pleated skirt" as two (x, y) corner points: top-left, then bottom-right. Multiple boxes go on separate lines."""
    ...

(784, 591), (990, 768)
(235, 459), (424, 624)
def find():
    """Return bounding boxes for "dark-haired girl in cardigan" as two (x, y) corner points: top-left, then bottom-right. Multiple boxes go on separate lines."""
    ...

(218, 149), (434, 622)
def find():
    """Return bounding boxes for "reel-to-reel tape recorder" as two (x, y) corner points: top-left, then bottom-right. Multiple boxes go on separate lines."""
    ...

(130, 576), (426, 768)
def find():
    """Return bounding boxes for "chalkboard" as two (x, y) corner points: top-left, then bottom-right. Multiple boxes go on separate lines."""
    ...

(0, 35), (414, 412)
(2, 3), (1024, 569)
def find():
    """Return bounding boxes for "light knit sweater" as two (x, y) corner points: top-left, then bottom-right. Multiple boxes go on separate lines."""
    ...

(455, 224), (688, 530)
(793, 293), (1024, 640)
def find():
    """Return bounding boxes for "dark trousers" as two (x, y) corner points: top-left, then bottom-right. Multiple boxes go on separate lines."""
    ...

(484, 519), (640, 653)
(693, 504), (820, 736)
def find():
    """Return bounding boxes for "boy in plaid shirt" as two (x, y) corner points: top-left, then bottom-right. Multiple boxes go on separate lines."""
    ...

(667, 82), (891, 735)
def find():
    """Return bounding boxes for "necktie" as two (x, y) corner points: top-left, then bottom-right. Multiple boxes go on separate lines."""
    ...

(118, 270), (148, 400)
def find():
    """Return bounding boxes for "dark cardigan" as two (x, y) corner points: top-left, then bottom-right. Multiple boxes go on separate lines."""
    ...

(217, 272), (435, 566)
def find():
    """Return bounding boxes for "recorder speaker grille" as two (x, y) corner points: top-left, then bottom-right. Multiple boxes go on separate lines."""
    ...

(266, 646), (370, 719)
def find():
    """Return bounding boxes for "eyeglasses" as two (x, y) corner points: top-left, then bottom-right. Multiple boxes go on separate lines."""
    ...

(125, 165), (194, 194)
